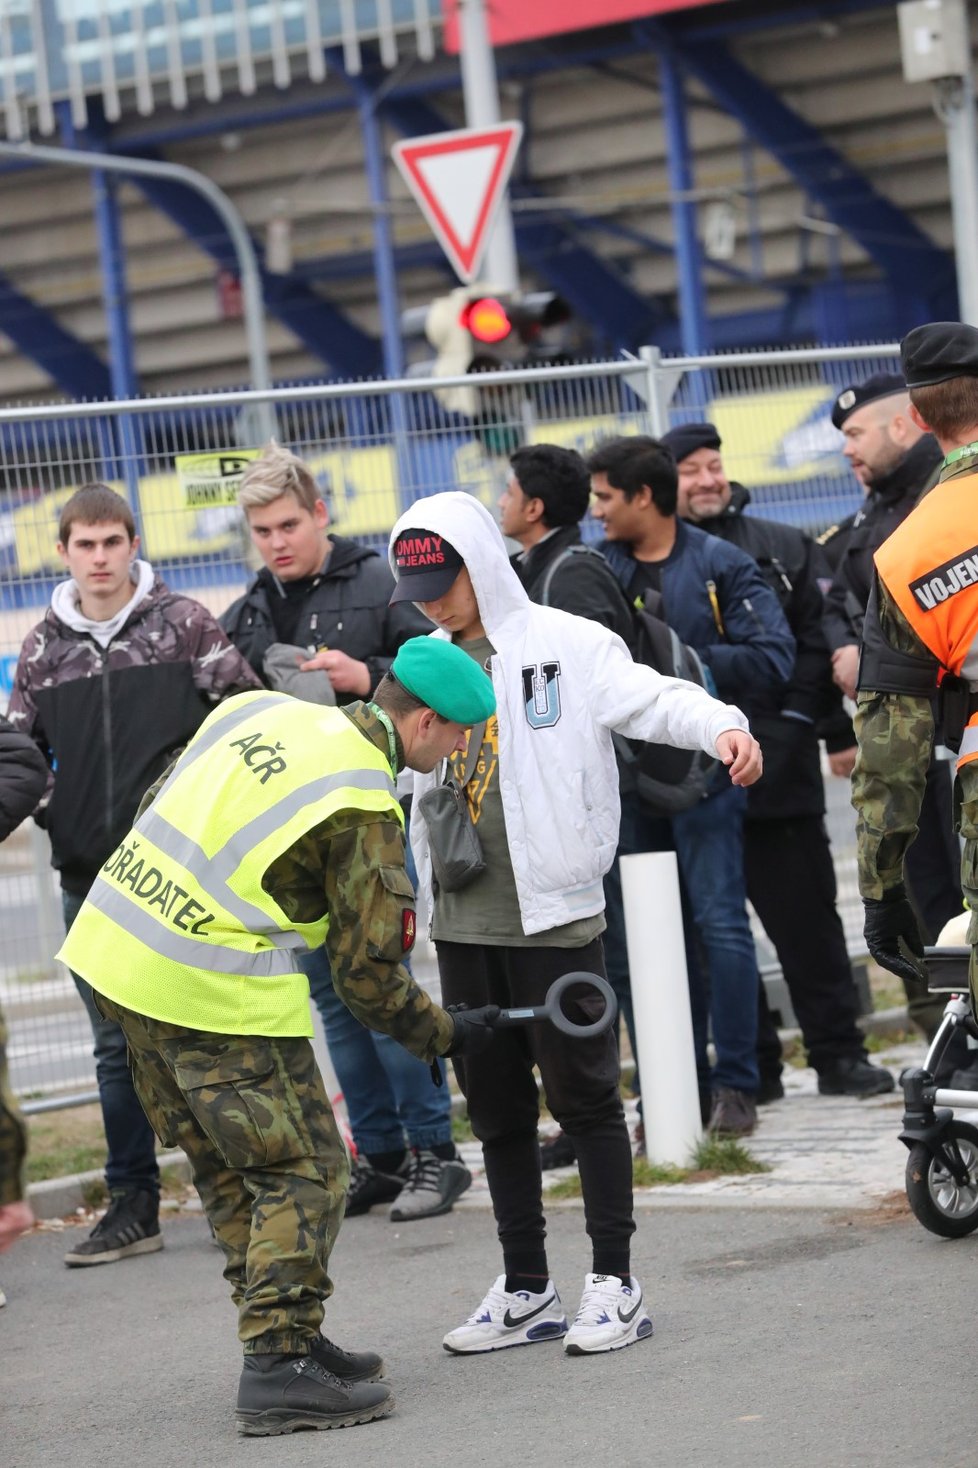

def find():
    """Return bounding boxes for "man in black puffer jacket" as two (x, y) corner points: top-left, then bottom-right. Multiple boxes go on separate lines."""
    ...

(663, 421), (893, 1101)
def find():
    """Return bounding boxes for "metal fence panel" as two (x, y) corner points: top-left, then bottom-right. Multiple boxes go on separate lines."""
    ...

(0, 345), (903, 1107)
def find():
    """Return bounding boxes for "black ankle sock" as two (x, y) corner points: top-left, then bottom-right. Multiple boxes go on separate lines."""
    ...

(366, 1148), (407, 1175)
(428, 1141), (457, 1162)
(505, 1272), (551, 1294)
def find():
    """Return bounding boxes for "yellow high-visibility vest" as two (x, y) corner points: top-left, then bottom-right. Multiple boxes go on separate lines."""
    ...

(59, 691), (401, 1036)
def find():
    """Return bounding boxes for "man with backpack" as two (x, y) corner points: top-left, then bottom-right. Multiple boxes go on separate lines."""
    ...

(665, 422), (894, 1101)
(587, 436), (795, 1138)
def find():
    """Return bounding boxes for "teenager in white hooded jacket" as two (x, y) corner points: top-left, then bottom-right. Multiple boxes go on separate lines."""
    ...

(388, 491), (761, 1358)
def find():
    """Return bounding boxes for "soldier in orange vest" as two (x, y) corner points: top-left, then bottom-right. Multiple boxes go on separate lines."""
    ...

(854, 321), (978, 1017)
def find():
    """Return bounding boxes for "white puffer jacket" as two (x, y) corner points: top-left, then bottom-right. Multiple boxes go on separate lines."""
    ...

(390, 492), (749, 936)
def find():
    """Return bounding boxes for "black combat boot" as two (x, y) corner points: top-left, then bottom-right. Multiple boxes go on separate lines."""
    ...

(236, 1354), (394, 1436)
(309, 1334), (385, 1382)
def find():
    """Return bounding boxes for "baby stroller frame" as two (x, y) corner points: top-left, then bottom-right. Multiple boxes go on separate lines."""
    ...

(901, 946), (978, 1236)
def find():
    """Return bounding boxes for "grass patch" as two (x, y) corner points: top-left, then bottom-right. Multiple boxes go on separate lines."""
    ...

(25, 1103), (106, 1184)
(691, 1134), (770, 1176)
(864, 1028), (915, 1053)
(546, 1136), (770, 1199)
(451, 1111), (474, 1144)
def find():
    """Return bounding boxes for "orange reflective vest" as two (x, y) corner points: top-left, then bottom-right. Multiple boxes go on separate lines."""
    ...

(874, 468), (978, 768)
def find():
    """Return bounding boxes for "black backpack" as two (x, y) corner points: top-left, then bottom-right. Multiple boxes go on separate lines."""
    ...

(539, 545), (718, 815)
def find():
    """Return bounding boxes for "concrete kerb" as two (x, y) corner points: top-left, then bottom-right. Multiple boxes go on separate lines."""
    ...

(25, 1006), (932, 1224)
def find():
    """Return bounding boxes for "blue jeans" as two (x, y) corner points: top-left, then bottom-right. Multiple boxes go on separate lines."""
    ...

(303, 947), (452, 1154)
(62, 889), (160, 1195)
(672, 783), (760, 1094)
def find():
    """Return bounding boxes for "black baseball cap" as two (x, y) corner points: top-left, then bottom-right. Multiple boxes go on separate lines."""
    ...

(901, 321), (978, 388)
(830, 373), (906, 429)
(389, 528), (464, 604)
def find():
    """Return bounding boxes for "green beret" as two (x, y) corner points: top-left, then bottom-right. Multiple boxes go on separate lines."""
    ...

(391, 637), (496, 723)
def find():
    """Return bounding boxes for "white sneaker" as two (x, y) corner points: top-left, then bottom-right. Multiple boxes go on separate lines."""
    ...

(564, 1273), (653, 1355)
(443, 1275), (568, 1354)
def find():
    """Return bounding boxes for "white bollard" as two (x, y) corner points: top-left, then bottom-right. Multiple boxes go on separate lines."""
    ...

(620, 850), (702, 1166)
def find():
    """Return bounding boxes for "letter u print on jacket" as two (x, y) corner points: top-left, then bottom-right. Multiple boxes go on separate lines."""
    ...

(521, 662), (562, 729)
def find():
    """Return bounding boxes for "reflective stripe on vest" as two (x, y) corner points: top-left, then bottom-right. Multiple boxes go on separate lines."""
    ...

(59, 694), (401, 1035)
(874, 472), (978, 767)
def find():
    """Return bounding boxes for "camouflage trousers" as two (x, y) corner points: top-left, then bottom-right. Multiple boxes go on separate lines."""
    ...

(97, 995), (349, 1354)
(0, 1000), (28, 1207)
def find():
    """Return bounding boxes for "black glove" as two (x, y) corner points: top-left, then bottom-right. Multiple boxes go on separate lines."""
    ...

(863, 886), (926, 986)
(444, 1003), (501, 1057)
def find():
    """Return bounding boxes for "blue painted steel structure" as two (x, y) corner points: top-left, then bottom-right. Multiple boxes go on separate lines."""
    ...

(0, 2), (962, 395)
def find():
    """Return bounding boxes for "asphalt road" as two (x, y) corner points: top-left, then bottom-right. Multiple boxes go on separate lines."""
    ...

(1, 1202), (972, 1468)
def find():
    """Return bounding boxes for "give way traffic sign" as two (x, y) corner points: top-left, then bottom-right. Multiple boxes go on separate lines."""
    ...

(392, 122), (523, 284)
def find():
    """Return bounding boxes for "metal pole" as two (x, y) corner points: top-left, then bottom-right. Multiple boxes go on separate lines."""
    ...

(639, 345), (670, 437)
(658, 45), (709, 357)
(91, 167), (145, 518)
(351, 78), (404, 380)
(0, 139), (272, 392)
(621, 851), (702, 1166)
(456, 0), (519, 291)
(940, 71), (978, 326)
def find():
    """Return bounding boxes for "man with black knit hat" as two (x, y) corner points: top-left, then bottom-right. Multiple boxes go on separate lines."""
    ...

(663, 421), (893, 1100)
(823, 373), (962, 1040)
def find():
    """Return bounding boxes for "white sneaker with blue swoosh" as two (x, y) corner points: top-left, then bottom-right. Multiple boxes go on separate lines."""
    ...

(564, 1273), (653, 1354)
(443, 1275), (568, 1354)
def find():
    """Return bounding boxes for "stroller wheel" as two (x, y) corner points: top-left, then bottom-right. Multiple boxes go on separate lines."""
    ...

(906, 1121), (978, 1238)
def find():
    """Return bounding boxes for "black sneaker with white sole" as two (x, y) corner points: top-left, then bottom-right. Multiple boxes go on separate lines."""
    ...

(63, 1188), (162, 1268)
(344, 1157), (405, 1217)
(235, 1354), (393, 1436)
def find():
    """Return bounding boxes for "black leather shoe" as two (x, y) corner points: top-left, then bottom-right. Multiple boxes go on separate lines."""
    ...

(817, 1057), (895, 1098)
(539, 1131), (577, 1170)
(236, 1355), (393, 1436)
(949, 1055), (978, 1091)
(757, 1074), (785, 1105)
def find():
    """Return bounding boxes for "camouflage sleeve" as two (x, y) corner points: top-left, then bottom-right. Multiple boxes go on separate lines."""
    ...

(852, 582), (934, 899)
(178, 598), (264, 702)
(0, 1003), (27, 1206)
(322, 820), (454, 1063)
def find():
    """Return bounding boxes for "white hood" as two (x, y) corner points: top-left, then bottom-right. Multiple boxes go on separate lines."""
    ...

(389, 492), (528, 638)
(51, 559), (155, 648)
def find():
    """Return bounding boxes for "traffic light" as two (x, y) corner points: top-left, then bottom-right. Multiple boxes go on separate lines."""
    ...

(411, 286), (572, 416)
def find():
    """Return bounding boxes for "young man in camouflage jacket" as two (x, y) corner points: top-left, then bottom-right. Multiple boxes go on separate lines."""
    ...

(8, 483), (260, 1269)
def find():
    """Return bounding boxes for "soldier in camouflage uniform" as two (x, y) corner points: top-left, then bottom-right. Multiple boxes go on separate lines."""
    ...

(58, 639), (499, 1436)
(854, 324), (978, 1019)
(0, 715), (50, 1291)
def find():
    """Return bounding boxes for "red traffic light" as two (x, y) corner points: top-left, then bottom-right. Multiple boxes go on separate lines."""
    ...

(459, 296), (513, 344)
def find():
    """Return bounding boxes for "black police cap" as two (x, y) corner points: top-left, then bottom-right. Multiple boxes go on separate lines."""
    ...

(660, 422), (722, 464)
(901, 321), (978, 388)
(830, 373), (906, 430)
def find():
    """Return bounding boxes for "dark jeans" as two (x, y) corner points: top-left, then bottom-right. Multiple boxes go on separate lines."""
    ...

(747, 815), (868, 1078)
(62, 889), (160, 1196)
(436, 937), (634, 1277)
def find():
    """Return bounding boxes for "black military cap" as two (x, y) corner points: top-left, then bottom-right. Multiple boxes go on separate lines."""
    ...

(830, 373), (906, 430)
(660, 422), (722, 464)
(901, 321), (978, 388)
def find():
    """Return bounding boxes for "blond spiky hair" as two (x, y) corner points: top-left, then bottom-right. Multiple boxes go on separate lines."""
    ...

(237, 440), (322, 514)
